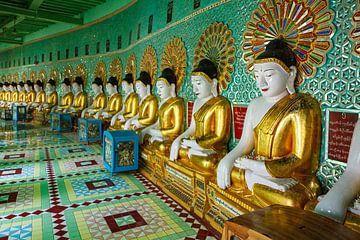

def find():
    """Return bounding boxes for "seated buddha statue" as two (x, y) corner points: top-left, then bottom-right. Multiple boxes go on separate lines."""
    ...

(315, 120), (360, 223)
(169, 59), (231, 175)
(28, 80), (46, 109)
(52, 78), (74, 113)
(14, 81), (27, 106)
(6, 82), (18, 108)
(37, 79), (58, 113)
(109, 73), (139, 130)
(81, 77), (106, 118)
(123, 71), (158, 131)
(140, 68), (184, 156)
(95, 76), (122, 124)
(216, 39), (322, 209)
(0, 82), (11, 107)
(65, 76), (87, 116)
(25, 80), (36, 107)
(0, 83), (4, 105)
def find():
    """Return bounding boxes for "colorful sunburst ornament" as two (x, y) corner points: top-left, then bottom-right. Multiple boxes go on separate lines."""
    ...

(242, 0), (335, 85)
(21, 72), (27, 82)
(63, 65), (73, 82)
(125, 54), (137, 83)
(30, 71), (36, 82)
(39, 69), (47, 82)
(76, 63), (88, 86)
(13, 73), (19, 83)
(161, 37), (187, 92)
(94, 62), (106, 86)
(50, 68), (59, 84)
(109, 58), (123, 84)
(140, 46), (157, 85)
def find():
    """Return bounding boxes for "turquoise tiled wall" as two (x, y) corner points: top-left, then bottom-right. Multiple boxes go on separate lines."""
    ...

(0, 0), (359, 191)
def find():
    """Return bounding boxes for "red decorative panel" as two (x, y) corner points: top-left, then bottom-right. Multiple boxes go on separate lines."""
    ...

(187, 101), (194, 127)
(233, 106), (247, 140)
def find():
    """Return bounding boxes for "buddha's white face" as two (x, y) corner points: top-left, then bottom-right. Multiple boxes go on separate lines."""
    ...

(34, 85), (41, 93)
(3, 86), (8, 91)
(92, 84), (102, 95)
(135, 82), (147, 99)
(17, 85), (24, 92)
(72, 83), (81, 94)
(9, 85), (14, 92)
(121, 81), (132, 94)
(191, 75), (212, 100)
(156, 80), (172, 100)
(253, 62), (290, 98)
(106, 83), (117, 95)
(46, 83), (54, 92)
(25, 84), (31, 92)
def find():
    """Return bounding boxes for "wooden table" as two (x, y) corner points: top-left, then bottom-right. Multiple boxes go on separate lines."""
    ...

(222, 205), (360, 240)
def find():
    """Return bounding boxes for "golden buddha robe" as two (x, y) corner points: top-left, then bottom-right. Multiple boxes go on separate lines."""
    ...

(84, 93), (106, 118)
(109, 92), (139, 130)
(45, 92), (58, 111)
(18, 91), (27, 102)
(34, 91), (46, 104)
(26, 90), (36, 104)
(11, 91), (19, 103)
(72, 92), (87, 113)
(143, 97), (185, 154)
(178, 96), (231, 174)
(0, 92), (4, 101)
(131, 95), (158, 130)
(57, 92), (74, 110)
(231, 93), (322, 209)
(4, 91), (11, 102)
(99, 93), (122, 121)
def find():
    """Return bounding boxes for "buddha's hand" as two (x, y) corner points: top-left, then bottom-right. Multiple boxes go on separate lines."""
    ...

(124, 120), (132, 130)
(170, 138), (181, 161)
(110, 115), (117, 126)
(102, 112), (110, 118)
(234, 158), (264, 172)
(132, 120), (142, 129)
(181, 139), (203, 150)
(150, 136), (163, 143)
(118, 115), (125, 122)
(216, 156), (235, 189)
(81, 110), (86, 118)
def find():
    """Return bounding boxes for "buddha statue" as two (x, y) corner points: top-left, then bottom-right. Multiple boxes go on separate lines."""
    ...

(95, 76), (122, 124)
(52, 78), (74, 113)
(38, 79), (58, 113)
(140, 68), (184, 156)
(169, 59), (231, 175)
(81, 77), (106, 118)
(16, 81), (27, 105)
(315, 120), (360, 223)
(0, 82), (10, 107)
(216, 39), (322, 209)
(25, 80), (36, 107)
(123, 71), (158, 131)
(65, 76), (87, 116)
(6, 82), (18, 107)
(28, 80), (46, 109)
(0, 83), (4, 105)
(109, 73), (139, 130)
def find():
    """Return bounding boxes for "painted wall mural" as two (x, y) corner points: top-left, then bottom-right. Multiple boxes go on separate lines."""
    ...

(0, 0), (359, 191)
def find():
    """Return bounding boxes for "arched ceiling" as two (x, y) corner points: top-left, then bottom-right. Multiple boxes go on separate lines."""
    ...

(0, 0), (107, 45)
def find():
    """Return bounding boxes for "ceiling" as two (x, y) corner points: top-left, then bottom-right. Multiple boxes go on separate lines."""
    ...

(0, 0), (107, 45)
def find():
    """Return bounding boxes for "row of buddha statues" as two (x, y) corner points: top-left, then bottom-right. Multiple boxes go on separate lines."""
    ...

(0, 38), (358, 231)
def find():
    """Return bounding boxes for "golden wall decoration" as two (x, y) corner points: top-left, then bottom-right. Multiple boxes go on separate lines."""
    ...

(38, 69), (47, 81)
(76, 63), (88, 86)
(63, 65), (73, 82)
(242, 0), (335, 85)
(193, 22), (236, 93)
(94, 61), (106, 86)
(1, 74), (5, 82)
(161, 37), (187, 92)
(140, 46), (157, 85)
(30, 71), (36, 82)
(13, 73), (19, 83)
(109, 57), (123, 84)
(7, 74), (12, 83)
(49, 68), (59, 84)
(21, 72), (27, 81)
(351, 0), (360, 56)
(125, 53), (136, 83)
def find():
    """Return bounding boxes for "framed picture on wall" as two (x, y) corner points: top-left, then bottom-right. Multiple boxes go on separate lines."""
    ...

(325, 108), (359, 165)
(232, 103), (248, 140)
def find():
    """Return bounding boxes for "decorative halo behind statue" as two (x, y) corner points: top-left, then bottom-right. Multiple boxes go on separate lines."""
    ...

(13, 73), (19, 83)
(125, 53), (137, 83)
(1, 74), (5, 83)
(140, 46), (157, 85)
(76, 63), (88, 86)
(109, 58), (122, 85)
(350, 1), (360, 56)
(161, 37), (186, 92)
(50, 68), (59, 84)
(242, 0), (335, 85)
(30, 71), (36, 82)
(39, 69), (47, 82)
(21, 72), (27, 82)
(63, 65), (73, 82)
(94, 61), (106, 86)
(193, 22), (236, 93)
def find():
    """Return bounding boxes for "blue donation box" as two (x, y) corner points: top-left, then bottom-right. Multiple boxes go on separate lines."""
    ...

(50, 112), (72, 132)
(103, 130), (139, 173)
(78, 118), (103, 142)
(12, 106), (26, 121)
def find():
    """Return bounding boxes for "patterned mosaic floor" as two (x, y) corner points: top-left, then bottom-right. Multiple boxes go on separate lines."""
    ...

(0, 121), (218, 240)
